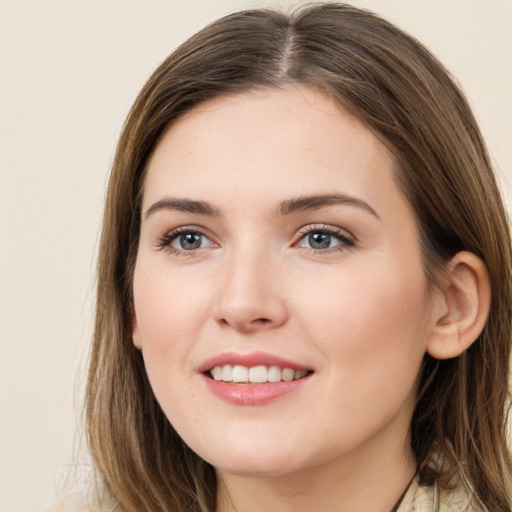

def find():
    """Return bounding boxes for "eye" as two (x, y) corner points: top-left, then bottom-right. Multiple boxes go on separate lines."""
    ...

(306, 232), (336, 250)
(156, 227), (216, 253)
(172, 232), (209, 251)
(295, 226), (354, 252)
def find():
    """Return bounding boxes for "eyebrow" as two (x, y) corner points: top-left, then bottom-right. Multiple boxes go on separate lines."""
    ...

(145, 198), (220, 219)
(276, 194), (380, 219)
(144, 193), (379, 220)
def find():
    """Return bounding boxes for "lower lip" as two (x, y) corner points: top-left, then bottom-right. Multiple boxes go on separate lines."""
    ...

(202, 375), (310, 405)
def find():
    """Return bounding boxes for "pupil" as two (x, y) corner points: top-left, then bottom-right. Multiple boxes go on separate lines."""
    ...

(180, 233), (201, 250)
(309, 232), (331, 249)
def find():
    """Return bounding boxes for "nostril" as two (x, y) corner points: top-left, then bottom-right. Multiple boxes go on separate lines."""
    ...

(218, 316), (271, 327)
(254, 318), (270, 324)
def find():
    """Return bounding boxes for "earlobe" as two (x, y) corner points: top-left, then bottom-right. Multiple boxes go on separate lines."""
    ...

(132, 310), (142, 350)
(427, 251), (491, 360)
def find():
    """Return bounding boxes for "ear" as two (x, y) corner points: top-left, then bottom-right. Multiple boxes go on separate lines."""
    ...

(427, 251), (491, 360)
(132, 310), (142, 350)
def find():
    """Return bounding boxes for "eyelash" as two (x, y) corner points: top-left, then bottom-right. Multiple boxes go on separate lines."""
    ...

(293, 224), (355, 254)
(155, 224), (355, 255)
(155, 226), (216, 255)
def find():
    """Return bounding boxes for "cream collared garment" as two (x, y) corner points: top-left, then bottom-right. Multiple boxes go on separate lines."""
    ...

(397, 472), (485, 512)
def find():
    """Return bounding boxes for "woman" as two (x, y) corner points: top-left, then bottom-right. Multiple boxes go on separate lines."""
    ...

(85, 3), (512, 511)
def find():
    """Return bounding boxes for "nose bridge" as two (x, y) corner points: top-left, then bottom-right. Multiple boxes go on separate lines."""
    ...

(215, 241), (287, 331)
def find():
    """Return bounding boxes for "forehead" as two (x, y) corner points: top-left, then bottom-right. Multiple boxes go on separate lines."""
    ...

(151, 86), (386, 166)
(142, 86), (409, 223)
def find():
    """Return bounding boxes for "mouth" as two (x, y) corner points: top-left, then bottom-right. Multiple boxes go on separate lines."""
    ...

(200, 353), (314, 405)
(206, 364), (312, 384)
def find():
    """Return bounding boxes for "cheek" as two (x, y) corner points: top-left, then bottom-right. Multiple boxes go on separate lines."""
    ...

(132, 268), (209, 427)
(290, 269), (429, 448)
(134, 264), (208, 335)
(132, 265), (213, 382)
(293, 259), (431, 382)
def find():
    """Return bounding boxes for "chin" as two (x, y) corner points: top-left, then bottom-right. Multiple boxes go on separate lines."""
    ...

(211, 454), (305, 479)
(189, 435), (328, 479)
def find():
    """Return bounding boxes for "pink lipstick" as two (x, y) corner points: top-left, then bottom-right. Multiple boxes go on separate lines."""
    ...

(199, 352), (313, 406)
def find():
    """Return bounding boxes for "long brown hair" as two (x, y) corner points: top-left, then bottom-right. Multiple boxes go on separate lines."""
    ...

(86, 4), (512, 511)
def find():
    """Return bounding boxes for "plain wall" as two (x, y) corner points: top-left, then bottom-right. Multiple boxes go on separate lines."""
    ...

(1, 1), (511, 510)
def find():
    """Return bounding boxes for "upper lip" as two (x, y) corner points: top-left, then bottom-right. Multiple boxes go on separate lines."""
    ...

(198, 351), (312, 373)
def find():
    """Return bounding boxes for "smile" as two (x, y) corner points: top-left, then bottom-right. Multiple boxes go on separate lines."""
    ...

(209, 364), (310, 383)
(199, 352), (314, 405)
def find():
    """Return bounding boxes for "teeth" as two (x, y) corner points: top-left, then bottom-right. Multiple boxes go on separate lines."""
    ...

(222, 364), (233, 382)
(282, 368), (295, 382)
(249, 365), (267, 383)
(294, 370), (308, 379)
(232, 365), (248, 382)
(268, 365), (282, 382)
(210, 364), (309, 383)
(212, 366), (223, 380)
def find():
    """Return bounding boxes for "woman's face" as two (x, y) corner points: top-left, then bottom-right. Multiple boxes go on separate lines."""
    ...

(132, 86), (441, 478)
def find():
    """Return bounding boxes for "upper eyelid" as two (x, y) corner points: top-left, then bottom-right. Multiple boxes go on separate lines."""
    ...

(294, 224), (356, 241)
(155, 225), (216, 249)
(163, 225), (213, 237)
(292, 227), (355, 254)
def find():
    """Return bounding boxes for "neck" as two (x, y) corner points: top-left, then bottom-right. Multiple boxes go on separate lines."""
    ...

(216, 431), (416, 512)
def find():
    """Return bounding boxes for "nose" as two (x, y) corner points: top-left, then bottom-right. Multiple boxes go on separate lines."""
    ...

(214, 249), (288, 333)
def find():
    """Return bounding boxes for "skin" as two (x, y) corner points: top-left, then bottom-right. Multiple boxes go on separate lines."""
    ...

(132, 86), (459, 512)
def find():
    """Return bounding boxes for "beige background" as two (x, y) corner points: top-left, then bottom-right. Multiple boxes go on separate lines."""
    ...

(1, 1), (511, 510)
